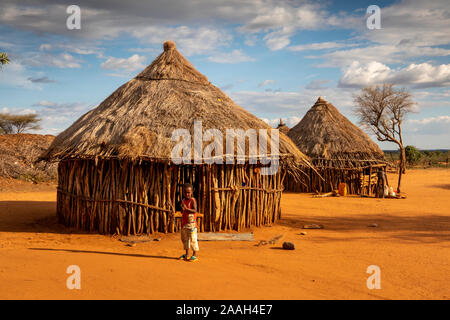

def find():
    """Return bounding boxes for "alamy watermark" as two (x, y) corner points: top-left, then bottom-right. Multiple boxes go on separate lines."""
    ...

(66, 265), (81, 289)
(66, 5), (81, 30)
(171, 120), (280, 175)
(366, 5), (381, 30)
(366, 265), (381, 289)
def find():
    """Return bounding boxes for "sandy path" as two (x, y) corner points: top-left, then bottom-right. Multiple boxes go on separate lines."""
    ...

(0, 169), (449, 299)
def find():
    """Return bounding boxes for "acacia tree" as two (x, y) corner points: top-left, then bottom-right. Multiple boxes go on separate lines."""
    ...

(353, 84), (415, 193)
(0, 113), (42, 134)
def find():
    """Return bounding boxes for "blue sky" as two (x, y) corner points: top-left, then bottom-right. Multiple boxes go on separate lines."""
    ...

(0, 0), (449, 149)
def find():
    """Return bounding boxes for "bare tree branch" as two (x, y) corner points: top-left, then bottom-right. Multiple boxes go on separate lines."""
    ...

(353, 83), (415, 192)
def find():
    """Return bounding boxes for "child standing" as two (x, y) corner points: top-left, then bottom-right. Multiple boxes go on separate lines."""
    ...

(178, 183), (199, 262)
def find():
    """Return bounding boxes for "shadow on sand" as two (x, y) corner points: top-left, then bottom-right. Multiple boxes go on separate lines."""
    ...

(277, 213), (450, 243)
(3, 200), (450, 244)
(429, 184), (450, 190)
(0, 200), (100, 235)
(28, 248), (178, 260)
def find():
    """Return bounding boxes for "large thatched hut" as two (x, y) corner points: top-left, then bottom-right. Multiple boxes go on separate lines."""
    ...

(41, 41), (313, 235)
(286, 97), (387, 194)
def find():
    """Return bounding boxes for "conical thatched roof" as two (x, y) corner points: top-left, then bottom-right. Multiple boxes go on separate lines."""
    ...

(41, 41), (312, 171)
(277, 119), (290, 135)
(287, 97), (386, 168)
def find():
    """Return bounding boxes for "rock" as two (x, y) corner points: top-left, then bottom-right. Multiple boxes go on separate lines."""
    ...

(368, 223), (379, 228)
(127, 243), (136, 247)
(282, 242), (295, 250)
(153, 237), (162, 241)
(299, 232), (307, 235)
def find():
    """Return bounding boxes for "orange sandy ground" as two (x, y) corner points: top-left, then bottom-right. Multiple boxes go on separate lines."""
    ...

(0, 169), (449, 300)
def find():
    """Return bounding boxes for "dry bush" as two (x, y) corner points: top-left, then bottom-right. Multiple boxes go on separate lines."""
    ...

(0, 134), (57, 182)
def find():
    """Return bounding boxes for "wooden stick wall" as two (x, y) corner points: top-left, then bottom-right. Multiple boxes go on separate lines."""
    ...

(57, 159), (284, 235)
(284, 165), (386, 195)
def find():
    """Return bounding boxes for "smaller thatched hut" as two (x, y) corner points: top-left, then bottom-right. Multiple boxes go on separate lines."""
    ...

(276, 119), (290, 135)
(286, 97), (387, 194)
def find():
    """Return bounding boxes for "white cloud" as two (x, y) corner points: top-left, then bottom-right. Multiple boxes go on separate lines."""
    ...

(230, 86), (355, 117)
(264, 32), (292, 51)
(100, 54), (146, 72)
(237, 3), (334, 50)
(404, 115), (450, 146)
(305, 79), (332, 90)
(207, 49), (255, 64)
(21, 52), (82, 68)
(51, 53), (82, 68)
(314, 44), (450, 68)
(362, 0), (450, 47)
(7, 100), (94, 135)
(288, 41), (358, 52)
(38, 42), (104, 58)
(130, 25), (232, 56)
(39, 44), (52, 51)
(33, 100), (58, 108)
(1, 0), (449, 56)
(0, 107), (36, 115)
(409, 115), (450, 126)
(258, 80), (276, 88)
(0, 61), (41, 89)
(339, 61), (450, 89)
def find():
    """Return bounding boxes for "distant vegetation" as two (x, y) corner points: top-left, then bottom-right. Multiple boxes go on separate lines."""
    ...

(0, 134), (57, 182)
(0, 113), (42, 134)
(385, 146), (450, 168)
(0, 111), (55, 182)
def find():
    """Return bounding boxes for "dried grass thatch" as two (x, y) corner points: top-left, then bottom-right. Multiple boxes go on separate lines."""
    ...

(41, 41), (312, 174)
(287, 97), (386, 169)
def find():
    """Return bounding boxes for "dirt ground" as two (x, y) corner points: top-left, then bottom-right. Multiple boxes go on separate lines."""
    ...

(0, 169), (449, 300)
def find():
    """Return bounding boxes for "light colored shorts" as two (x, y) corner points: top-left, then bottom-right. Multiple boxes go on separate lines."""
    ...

(181, 227), (199, 251)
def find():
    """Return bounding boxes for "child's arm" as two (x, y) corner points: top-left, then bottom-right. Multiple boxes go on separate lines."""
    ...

(183, 198), (197, 213)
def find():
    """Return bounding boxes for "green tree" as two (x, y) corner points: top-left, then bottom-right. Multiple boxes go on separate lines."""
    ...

(405, 145), (421, 165)
(0, 52), (9, 68)
(0, 113), (41, 134)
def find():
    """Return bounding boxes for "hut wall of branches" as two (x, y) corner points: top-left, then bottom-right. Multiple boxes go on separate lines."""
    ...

(43, 41), (313, 235)
(284, 159), (386, 195)
(56, 159), (286, 234)
(285, 97), (387, 195)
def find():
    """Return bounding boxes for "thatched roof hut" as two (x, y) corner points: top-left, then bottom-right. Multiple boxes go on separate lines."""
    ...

(42, 40), (313, 235)
(286, 97), (387, 194)
(276, 119), (290, 135)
